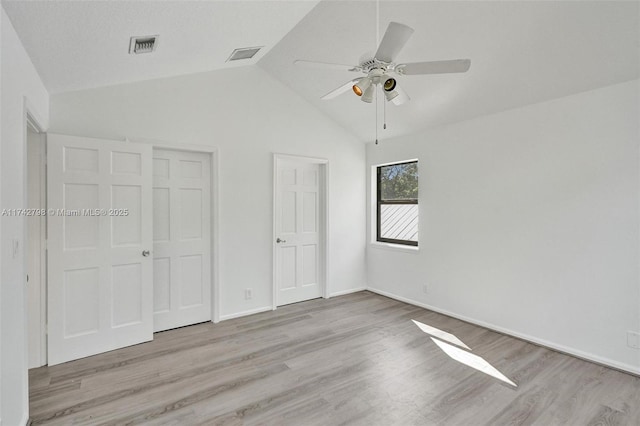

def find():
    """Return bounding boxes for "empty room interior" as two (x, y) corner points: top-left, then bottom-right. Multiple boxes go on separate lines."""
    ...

(1, 0), (639, 424)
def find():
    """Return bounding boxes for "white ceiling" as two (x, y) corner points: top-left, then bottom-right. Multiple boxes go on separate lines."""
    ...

(259, 0), (640, 142)
(2, 1), (639, 142)
(1, 0), (320, 93)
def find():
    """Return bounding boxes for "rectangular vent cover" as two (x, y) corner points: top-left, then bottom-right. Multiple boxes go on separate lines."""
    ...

(227, 47), (263, 62)
(129, 35), (159, 54)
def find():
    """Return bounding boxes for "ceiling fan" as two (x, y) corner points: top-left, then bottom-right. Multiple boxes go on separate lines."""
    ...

(294, 22), (470, 106)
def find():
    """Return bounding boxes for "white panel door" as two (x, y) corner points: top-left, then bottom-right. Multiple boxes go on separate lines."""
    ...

(275, 158), (323, 306)
(47, 134), (153, 365)
(152, 149), (211, 332)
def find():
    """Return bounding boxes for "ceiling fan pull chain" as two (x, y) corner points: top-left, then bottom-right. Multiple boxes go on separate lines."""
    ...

(375, 87), (379, 145)
(383, 97), (387, 130)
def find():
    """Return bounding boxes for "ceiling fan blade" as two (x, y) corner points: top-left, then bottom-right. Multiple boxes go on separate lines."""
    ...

(398, 59), (471, 75)
(294, 60), (360, 72)
(374, 22), (415, 63)
(390, 85), (410, 106)
(321, 78), (364, 100)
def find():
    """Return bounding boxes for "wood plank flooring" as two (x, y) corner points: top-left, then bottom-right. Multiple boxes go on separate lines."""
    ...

(29, 291), (640, 425)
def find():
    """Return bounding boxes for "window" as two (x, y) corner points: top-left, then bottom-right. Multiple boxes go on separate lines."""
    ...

(376, 161), (418, 246)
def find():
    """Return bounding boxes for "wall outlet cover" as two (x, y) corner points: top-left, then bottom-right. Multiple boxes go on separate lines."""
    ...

(627, 331), (640, 349)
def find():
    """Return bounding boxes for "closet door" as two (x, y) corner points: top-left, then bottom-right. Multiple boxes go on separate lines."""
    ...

(47, 133), (153, 365)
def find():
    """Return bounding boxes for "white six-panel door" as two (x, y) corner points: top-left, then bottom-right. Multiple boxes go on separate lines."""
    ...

(275, 157), (324, 306)
(47, 134), (153, 365)
(152, 149), (211, 332)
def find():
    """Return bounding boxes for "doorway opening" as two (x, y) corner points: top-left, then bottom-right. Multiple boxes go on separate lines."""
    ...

(26, 115), (47, 368)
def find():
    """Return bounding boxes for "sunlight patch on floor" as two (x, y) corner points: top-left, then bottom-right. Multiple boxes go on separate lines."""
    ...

(431, 338), (517, 387)
(411, 319), (517, 387)
(411, 320), (470, 350)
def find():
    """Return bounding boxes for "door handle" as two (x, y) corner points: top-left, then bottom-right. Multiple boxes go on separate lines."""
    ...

(142, 250), (150, 257)
(276, 238), (286, 243)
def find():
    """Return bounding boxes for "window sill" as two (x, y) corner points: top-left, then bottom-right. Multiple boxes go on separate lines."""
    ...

(369, 241), (420, 254)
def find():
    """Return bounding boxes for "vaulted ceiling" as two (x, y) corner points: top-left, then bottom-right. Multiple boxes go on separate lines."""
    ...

(259, 0), (640, 141)
(3, 0), (639, 142)
(1, 0), (320, 93)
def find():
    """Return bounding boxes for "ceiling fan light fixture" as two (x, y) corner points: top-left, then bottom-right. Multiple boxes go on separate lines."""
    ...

(383, 77), (397, 92)
(391, 90), (410, 105)
(353, 78), (372, 97)
(361, 85), (375, 103)
(384, 89), (399, 102)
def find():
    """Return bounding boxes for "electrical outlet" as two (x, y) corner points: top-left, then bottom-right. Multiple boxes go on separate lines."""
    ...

(245, 288), (253, 300)
(628, 331), (640, 349)
(422, 284), (429, 294)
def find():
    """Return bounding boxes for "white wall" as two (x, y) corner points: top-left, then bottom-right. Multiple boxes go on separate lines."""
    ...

(50, 65), (366, 319)
(0, 7), (50, 426)
(367, 80), (640, 373)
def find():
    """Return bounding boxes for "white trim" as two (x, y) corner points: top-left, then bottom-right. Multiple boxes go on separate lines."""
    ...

(22, 98), (47, 426)
(272, 154), (329, 310)
(367, 286), (640, 376)
(369, 241), (419, 254)
(272, 153), (329, 164)
(219, 306), (273, 321)
(129, 139), (220, 325)
(321, 162), (330, 300)
(329, 287), (366, 298)
(272, 157), (277, 310)
(24, 97), (45, 133)
(127, 137), (217, 153)
(38, 135), (47, 366)
(374, 158), (419, 168)
(211, 150), (220, 323)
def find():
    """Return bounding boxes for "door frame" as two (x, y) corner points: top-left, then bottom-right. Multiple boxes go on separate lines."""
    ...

(24, 102), (48, 367)
(130, 138), (220, 323)
(272, 153), (329, 310)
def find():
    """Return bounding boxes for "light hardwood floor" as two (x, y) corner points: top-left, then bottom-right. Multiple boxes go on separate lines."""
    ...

(29, 291), (640, 425)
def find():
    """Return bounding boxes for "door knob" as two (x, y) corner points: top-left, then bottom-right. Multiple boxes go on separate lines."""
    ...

(142, 250), (150, 257)
(276, 238), (286, 243)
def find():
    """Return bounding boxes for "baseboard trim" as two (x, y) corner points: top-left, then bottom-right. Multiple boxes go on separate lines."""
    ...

(367, 287), (640, 376)
(219, 306), (272, 321)
(329, 287), (367, 298)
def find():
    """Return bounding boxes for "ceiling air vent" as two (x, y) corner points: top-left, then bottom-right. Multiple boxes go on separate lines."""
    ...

(226, 46), (263, 62)
(129, 35), (159, 55)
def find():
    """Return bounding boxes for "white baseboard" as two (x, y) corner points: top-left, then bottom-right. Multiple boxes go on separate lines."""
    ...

(367, 287), (640, 376)
(218, 288), (368, 321)
(219, 306), (273, 321)
(329, 287), (367, 298)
